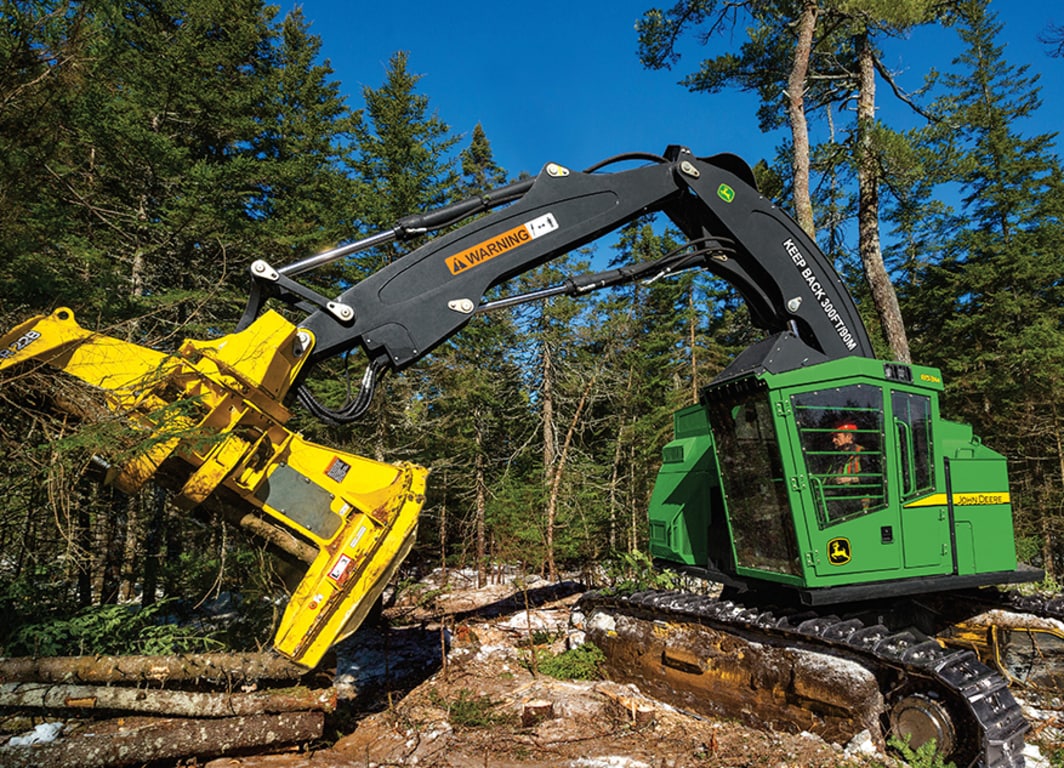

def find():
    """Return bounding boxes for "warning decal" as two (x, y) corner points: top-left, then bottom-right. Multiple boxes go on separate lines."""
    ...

(446, 213), (559, 275)
(328, 554), (353, 584)
(325, 456), (351, 483)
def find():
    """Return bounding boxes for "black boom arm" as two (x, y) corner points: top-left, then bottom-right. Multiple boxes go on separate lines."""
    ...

(242, 145), (874, 423)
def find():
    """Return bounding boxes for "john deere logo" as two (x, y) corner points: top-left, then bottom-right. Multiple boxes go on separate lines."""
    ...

(717, 183), (735, 203)
(827, 537), (851, 566)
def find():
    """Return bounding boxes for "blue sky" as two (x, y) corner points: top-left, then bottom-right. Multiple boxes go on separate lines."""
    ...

(281, 1), (1062, 188)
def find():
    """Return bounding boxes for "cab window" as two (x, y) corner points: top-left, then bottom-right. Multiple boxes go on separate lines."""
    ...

(707, 391), (799, 576)
(791, 384), (886, 528)
(892, 392), (934, 500)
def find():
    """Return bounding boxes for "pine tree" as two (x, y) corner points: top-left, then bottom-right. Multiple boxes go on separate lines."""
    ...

(247, 8), (363, 269)
(636, 0), (830, 237)
(310, 52), (462, 471)
(1040, 22), (1064, 57)
(418, 311), (528, 585)
(413, 126), (518, 584)
(0, 0), (123, 317)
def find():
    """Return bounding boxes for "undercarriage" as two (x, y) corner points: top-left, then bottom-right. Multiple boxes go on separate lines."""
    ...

(574, 588), (1063, 768)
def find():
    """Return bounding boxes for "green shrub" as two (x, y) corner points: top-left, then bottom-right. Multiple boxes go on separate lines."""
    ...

(538, 642), (606, 680)
(1043, 743), (1064, 768)
(429, 688), (507, 729)
(603, 550), (679, 593)
(888, 735), (955, 768)
(5, 600), (222, 656)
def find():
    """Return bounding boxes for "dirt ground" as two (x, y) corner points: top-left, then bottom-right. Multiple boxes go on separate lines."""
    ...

(202, 571), (1064, 768)
(6, 574), (1059, 766)
(201, 573), (902, 768)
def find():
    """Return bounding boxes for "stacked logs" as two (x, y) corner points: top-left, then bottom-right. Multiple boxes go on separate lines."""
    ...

(0, 652), (331, 767)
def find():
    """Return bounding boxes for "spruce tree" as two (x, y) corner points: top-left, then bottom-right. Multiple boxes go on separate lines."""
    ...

(910, 0), (1064, 579)
(459, 123), (508, 194)
(0, 0), (378, 639)
(247, 8), (363, 270)
(348, 51), (459, 272)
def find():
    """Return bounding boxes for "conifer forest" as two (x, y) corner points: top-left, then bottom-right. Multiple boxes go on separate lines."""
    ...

(1, 0), (1062, 658)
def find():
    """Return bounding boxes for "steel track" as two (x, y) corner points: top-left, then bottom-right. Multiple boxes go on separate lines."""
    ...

(578, 589), (1028, 768)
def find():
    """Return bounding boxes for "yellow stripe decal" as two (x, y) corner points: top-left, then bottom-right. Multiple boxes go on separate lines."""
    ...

(904, 492), (1011, 508)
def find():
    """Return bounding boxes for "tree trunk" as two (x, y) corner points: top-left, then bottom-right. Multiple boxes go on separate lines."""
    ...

(688, 282), (700, 401)
(0, 712), (323, 768)
(0, 651), (305, 684)
(0, 682), (334, 717)
(856, 31), (911, 363)
(164, 494), (183, 599)
(474, 418), (487, 588)
(541, 341), (556, 577)
(119, 495), (140, 602)
(94, 487), (124, 604)
(140, 486), (167, 606)
(787, 0), (819, 238)
(544, 373), (598, 580)
(628, 442), (639, 552)
(1049, 421), (1064, 583)
(439, 470), (448, 586)
(231, 509), (318, 564)
(76, 503), (93, 608)
(542, 342), (556, 471)
(609, 428), (624, 552)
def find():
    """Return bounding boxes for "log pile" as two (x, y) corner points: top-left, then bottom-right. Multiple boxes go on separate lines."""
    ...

(0, 652), (331, 767)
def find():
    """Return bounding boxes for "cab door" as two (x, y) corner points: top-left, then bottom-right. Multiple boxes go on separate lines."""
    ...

(892, 391), (950, 570)
(785, 382), (902, 581)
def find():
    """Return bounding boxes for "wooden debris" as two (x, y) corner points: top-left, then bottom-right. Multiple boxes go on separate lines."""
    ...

(0, 682), (336, 717)
(0, 652), (305, 685)
(521, 698), (554, 726)
(0, 711), (324, 768)
(0, 651), (332, 767)
(596, 685), (656, 725)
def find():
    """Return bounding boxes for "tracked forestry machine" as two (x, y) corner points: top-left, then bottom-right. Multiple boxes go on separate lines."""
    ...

(2, 146), (1060, 766)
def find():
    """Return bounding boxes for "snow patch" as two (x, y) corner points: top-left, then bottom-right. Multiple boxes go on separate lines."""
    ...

(844, 729), (878, 757)
(495, 609), (567, 633)
(794, 649), (875, 689)
(568, 757), (652, 768)
(474, 643), (513, 662)
(7, 721), (64, 746)
(1024, 743), (1050, 768)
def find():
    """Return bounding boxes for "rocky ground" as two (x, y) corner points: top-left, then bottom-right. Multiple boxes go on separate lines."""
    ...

(200, 571), (1062, 768)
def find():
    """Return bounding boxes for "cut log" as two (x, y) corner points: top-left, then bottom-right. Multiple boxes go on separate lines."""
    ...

(0, 652), (305, 685)
(0, 711), (323, 768)
(0, 682), (335, 716)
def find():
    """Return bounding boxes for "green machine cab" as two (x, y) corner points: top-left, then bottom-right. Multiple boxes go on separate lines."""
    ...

(649, 338), (1031, 605)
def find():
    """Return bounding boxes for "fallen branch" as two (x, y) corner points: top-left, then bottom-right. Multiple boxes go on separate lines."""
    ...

(1, 682), (335, 717)
(0, 711), (324, 768)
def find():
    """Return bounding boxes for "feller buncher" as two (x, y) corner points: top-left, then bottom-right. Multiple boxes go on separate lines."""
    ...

(2, 146), (1060, 767)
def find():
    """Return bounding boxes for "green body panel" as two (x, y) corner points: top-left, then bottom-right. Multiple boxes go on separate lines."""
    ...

(647, 355), (1022, 596)
(648, 405), (715, 567)
(938, 420), (1018, 575)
